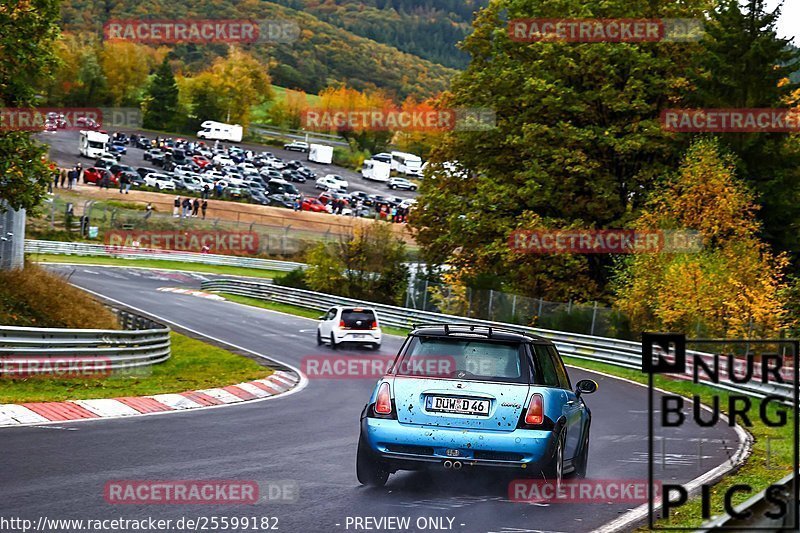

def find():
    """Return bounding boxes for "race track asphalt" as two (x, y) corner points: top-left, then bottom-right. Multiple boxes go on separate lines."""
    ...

(0, 265), (742, 533)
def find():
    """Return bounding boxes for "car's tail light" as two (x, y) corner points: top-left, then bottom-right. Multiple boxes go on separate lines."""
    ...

(375, 383), (392, 415)
(524, 394), (544, 425)
(339, 320), (347, 329)
(371, 321), (378, 330)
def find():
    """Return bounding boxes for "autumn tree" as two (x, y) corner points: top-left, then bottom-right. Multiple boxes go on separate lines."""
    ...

(311, 86), (395, 153)
(101, 41), (156, 106)
(267, 89), (310, 129)
(613, 139), (788, 337)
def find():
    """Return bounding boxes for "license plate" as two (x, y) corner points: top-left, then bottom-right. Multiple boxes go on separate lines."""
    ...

(427, 396), (490, 416)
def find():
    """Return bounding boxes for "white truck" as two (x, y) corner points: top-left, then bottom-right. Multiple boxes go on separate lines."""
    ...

(308, 143), (334, 164)
(361, 159), (391, 182)
(390, 151), (423, 176)
(79, 130), (109, 159)
(197, 120), (243, 142)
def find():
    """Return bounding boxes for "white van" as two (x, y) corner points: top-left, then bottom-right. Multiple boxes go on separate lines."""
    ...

(361, 159), (391, 182)
(390, 151), (423, 176)
(308, 143), (334, 164)
(197, 120), (243, 143)
(79, 130), (109, 159)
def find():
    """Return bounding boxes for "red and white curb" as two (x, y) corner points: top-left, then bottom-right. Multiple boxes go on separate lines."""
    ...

(0, 371), (299, 427)
(156, 287), (226, 300)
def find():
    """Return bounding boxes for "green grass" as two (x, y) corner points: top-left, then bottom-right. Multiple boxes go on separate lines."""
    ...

(30, 254), (283, 279)
(251, 85), (322, 123)
(0, 332), (273, 403)
(562, 356), (795, 530)
(220, 292), (410, 337)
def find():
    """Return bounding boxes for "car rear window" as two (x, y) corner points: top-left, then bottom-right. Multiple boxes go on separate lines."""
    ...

(394, 336), (526, 382)
(341, 309), (376, 329)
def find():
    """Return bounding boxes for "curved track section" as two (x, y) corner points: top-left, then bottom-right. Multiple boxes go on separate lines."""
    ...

(0, 265), (742, 533)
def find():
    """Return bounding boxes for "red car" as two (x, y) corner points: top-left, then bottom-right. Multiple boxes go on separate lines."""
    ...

(318, 191), (350, 206)
(301, 198), (327, 212)
(193, 155), (211, 169)
(83, 167), (118, 186)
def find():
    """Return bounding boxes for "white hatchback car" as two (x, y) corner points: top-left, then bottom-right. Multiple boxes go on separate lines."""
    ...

(317, 306), (382, 349)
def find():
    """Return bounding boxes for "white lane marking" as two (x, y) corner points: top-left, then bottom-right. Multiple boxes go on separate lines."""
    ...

(31, 425), (79, 431)
(570, 365), (752, 533)
(72, 399), (140, 417)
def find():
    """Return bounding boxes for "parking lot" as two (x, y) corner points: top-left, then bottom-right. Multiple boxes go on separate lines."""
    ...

(38, 127), (419, 204)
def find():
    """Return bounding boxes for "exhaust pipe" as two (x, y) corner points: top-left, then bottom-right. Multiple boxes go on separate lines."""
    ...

(443, 460), (453, 469)
(452, 461), (462, 470)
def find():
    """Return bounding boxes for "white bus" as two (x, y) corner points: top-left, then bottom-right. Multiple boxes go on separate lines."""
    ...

(79, 130), (109, 159)
(390, 151), (423, 176)
(197, 120), (243, 142)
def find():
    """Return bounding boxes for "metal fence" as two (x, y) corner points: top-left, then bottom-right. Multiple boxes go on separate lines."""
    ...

(0, 306), (170, 375)
(0, 202), (25, 270)
(201, 278), (794, 402)
(25, 239), (307, 272)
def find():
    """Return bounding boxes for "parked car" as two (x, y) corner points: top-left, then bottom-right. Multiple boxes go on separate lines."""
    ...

(267, 193), (295, 209)
(109, 164), (136, 179)
(315, 175), (348, 192)
(213, 154), (236, 167)
(356, 324), (597, 487)
(143, 173), (176, 190)
(136, 167), (159, 179)
(318, 191), (350, 206)
(143, 148), (161, 162)
(109, 142), (127, 155)
(83, 167), (116, 186)
(301, 198), (327, 212)
(285, 160), (303, 170)
(94, 157), (119, 169)
(135, 136), (150, 149)
(318, 306), (381, 349)
(388, 177), (417, 191)
(174, 175), (203, 193)
(283, 141), (310, 152)
(296, 167), (316, 180)
(192, 155), (211, 169)
(281, 169), (307, 183)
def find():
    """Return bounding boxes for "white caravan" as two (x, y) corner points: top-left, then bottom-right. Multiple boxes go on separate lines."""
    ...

(197, 120), (243, 143)
(308, 143), (334, 164)
(79, 130), (109, 159)
(390, 151), (423, 176)
(361, 159), (391, 182)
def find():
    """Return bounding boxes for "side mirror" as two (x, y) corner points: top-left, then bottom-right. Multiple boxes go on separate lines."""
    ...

(575, 379), (598, 396)
(318, 315), (326, 320)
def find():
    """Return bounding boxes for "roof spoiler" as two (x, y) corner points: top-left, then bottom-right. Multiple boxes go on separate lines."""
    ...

(410, 323), (534, 339)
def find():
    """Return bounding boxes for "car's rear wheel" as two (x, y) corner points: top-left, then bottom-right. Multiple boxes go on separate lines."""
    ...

(372, 343), (381, 351)
(544, 432), (565, 491)
(356, 435), (389, 487)
(330, 333), (337, 350)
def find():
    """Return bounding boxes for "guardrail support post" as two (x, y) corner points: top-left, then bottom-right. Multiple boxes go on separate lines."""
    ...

(590, 301), (598, 335)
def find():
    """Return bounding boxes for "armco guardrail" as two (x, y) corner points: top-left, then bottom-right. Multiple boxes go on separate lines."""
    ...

(25, 239), (306, 272)
(0, 306), (170, 375)
(696, 472), (797, 530)
(201, 278), (794, 402)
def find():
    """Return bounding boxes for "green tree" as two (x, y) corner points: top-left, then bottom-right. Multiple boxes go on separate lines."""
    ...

(0, 0), (60, 211)
(691, 0), (800, 257)
(306, 224), (409, 304)
(142, 57), (180, 131)
(412, 0), (706, 300)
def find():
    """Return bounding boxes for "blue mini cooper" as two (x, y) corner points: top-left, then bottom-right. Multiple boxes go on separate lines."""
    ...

(357, 324), (597, 486)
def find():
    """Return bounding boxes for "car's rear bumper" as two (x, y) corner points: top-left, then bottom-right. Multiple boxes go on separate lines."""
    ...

(361, 416), (557, 470)
(334, 330), (382, 344)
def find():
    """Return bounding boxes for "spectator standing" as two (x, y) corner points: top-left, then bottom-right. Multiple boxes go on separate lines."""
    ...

(201, 200), (208, 219)
(201, 184), (210, 199)
(182, 197), (192, 218)
(60, 168), (67, 188)
(192, 198), (200, 217)
(144, 203), (153, 220)
(173, 196), (180, 217)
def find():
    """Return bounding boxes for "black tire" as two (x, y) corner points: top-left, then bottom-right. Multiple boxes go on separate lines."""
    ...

(316, 329), (323, 346)
(569, 432), (590, 479)
(372, 343), (381, 351)
(356, 435), (389, 487)
(330, 333), (337, 350)
(543, 431), (565, 491)
(410, 186), (417, 191)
